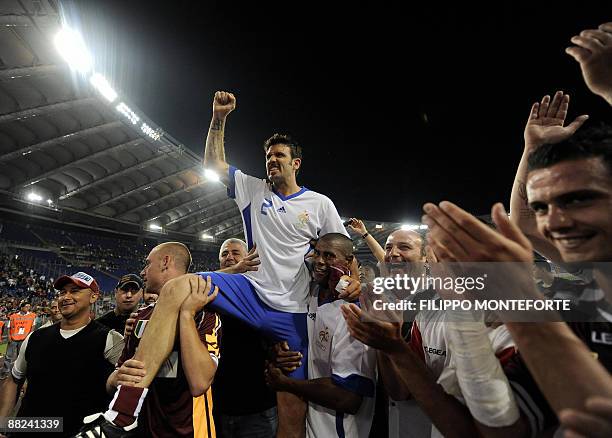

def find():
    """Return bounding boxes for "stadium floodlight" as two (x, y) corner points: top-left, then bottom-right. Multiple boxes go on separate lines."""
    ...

(201, 233), (214, 240)
(46, 199), (53, 205)
(141, 122), (162, 141)
(419, 224), (428, 230)
(54, 27), (93, 73)
(204, 169), (220, 182)
(375, 224), (383, 229)
(148, 223), (162, 231)
(26, 192), (43, 202)
(89, 73), (117, 103)
(401, 224), (420, 231)
(116, 102), (140, 125)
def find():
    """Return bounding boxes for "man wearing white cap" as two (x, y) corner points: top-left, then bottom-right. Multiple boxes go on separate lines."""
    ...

(0, 272), (124, 437)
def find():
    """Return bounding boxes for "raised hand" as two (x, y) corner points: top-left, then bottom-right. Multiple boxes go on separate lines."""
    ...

(423, 202), (545, 322)
(212, 91), (236, 119)
(524, 91), (588, 150)
(566, 23), (612, 105)
(422, 201), (533, 263)
(347, 218), (367, 236)
(232, 245), (261, 273)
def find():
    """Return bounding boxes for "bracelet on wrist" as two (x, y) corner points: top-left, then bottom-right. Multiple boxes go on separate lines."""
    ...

(361, 232), (369, 239)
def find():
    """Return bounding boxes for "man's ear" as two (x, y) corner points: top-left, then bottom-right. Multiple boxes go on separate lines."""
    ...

(90, 292), (99, 305)
(162, 255), (170, 271)
(346, 254), (354, 266)
(292, 158), (302, 172)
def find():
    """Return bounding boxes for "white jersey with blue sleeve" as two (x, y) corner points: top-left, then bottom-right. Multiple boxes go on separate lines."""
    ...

(228, 166), (347, 312)
(306, 292), (377, 438)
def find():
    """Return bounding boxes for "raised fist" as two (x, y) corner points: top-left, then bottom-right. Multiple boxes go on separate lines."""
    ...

(213, 91), (236, 118)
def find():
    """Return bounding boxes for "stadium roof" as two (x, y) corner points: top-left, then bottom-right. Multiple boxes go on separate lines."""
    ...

(0, 0), (417, 254)
(0, 0), (242, 246)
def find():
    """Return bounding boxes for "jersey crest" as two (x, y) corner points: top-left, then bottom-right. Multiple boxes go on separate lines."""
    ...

(296, 210), (310, 228)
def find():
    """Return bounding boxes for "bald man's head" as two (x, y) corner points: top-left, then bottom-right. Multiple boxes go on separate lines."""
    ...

(312, 233), (355, 284)
(155, 242), (192, 273)
(317, 233), (354, 259)
(141, 242), (192, 293)
(384, 229), (424, 263)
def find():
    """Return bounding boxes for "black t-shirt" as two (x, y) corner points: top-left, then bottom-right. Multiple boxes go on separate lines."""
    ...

(96, 310), (129, 335)
(212, 315), (276, 416)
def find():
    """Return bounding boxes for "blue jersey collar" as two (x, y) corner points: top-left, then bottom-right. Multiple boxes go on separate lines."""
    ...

(273, 186), (308, 201)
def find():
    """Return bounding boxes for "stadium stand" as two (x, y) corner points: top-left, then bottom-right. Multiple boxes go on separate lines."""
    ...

(0, 218), (220, 296)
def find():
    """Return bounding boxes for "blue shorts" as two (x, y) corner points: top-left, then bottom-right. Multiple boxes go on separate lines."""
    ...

(196, 271), (308, 379)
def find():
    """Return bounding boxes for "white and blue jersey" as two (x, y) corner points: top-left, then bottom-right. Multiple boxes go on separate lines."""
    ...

(306, 288), (377, 438)
(228, 166), (347, 313)
(197, 167), (346, 379)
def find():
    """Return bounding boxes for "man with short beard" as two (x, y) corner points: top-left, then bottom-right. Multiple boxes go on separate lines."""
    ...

(200, 91), (359, 438)
(0, 272), (124, 437)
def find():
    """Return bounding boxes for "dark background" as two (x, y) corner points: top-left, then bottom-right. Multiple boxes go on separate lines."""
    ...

(66, 0), (611, 223)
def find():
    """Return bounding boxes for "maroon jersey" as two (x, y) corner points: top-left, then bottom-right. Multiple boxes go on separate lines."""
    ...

(118, 304), (221, 438)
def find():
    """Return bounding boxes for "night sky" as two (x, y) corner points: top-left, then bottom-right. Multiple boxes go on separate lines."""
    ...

(67, 1), (611, 224)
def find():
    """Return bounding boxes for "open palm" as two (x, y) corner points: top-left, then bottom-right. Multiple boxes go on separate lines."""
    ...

(524, 91), (588, 150)
(566, 23), (612, 105)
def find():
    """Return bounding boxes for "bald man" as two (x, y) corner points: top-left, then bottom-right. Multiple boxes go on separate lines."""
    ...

(76, 242), (221, 438)
(345, 223), (435, 437)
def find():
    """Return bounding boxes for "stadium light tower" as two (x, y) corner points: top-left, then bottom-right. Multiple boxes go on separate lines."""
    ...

(201, 233), (214, 240)
(54, 27), (93, 73)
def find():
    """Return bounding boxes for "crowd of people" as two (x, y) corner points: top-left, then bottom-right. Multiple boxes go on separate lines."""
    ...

(0, 254), (57, 301)
(0, 19), (610, 438)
